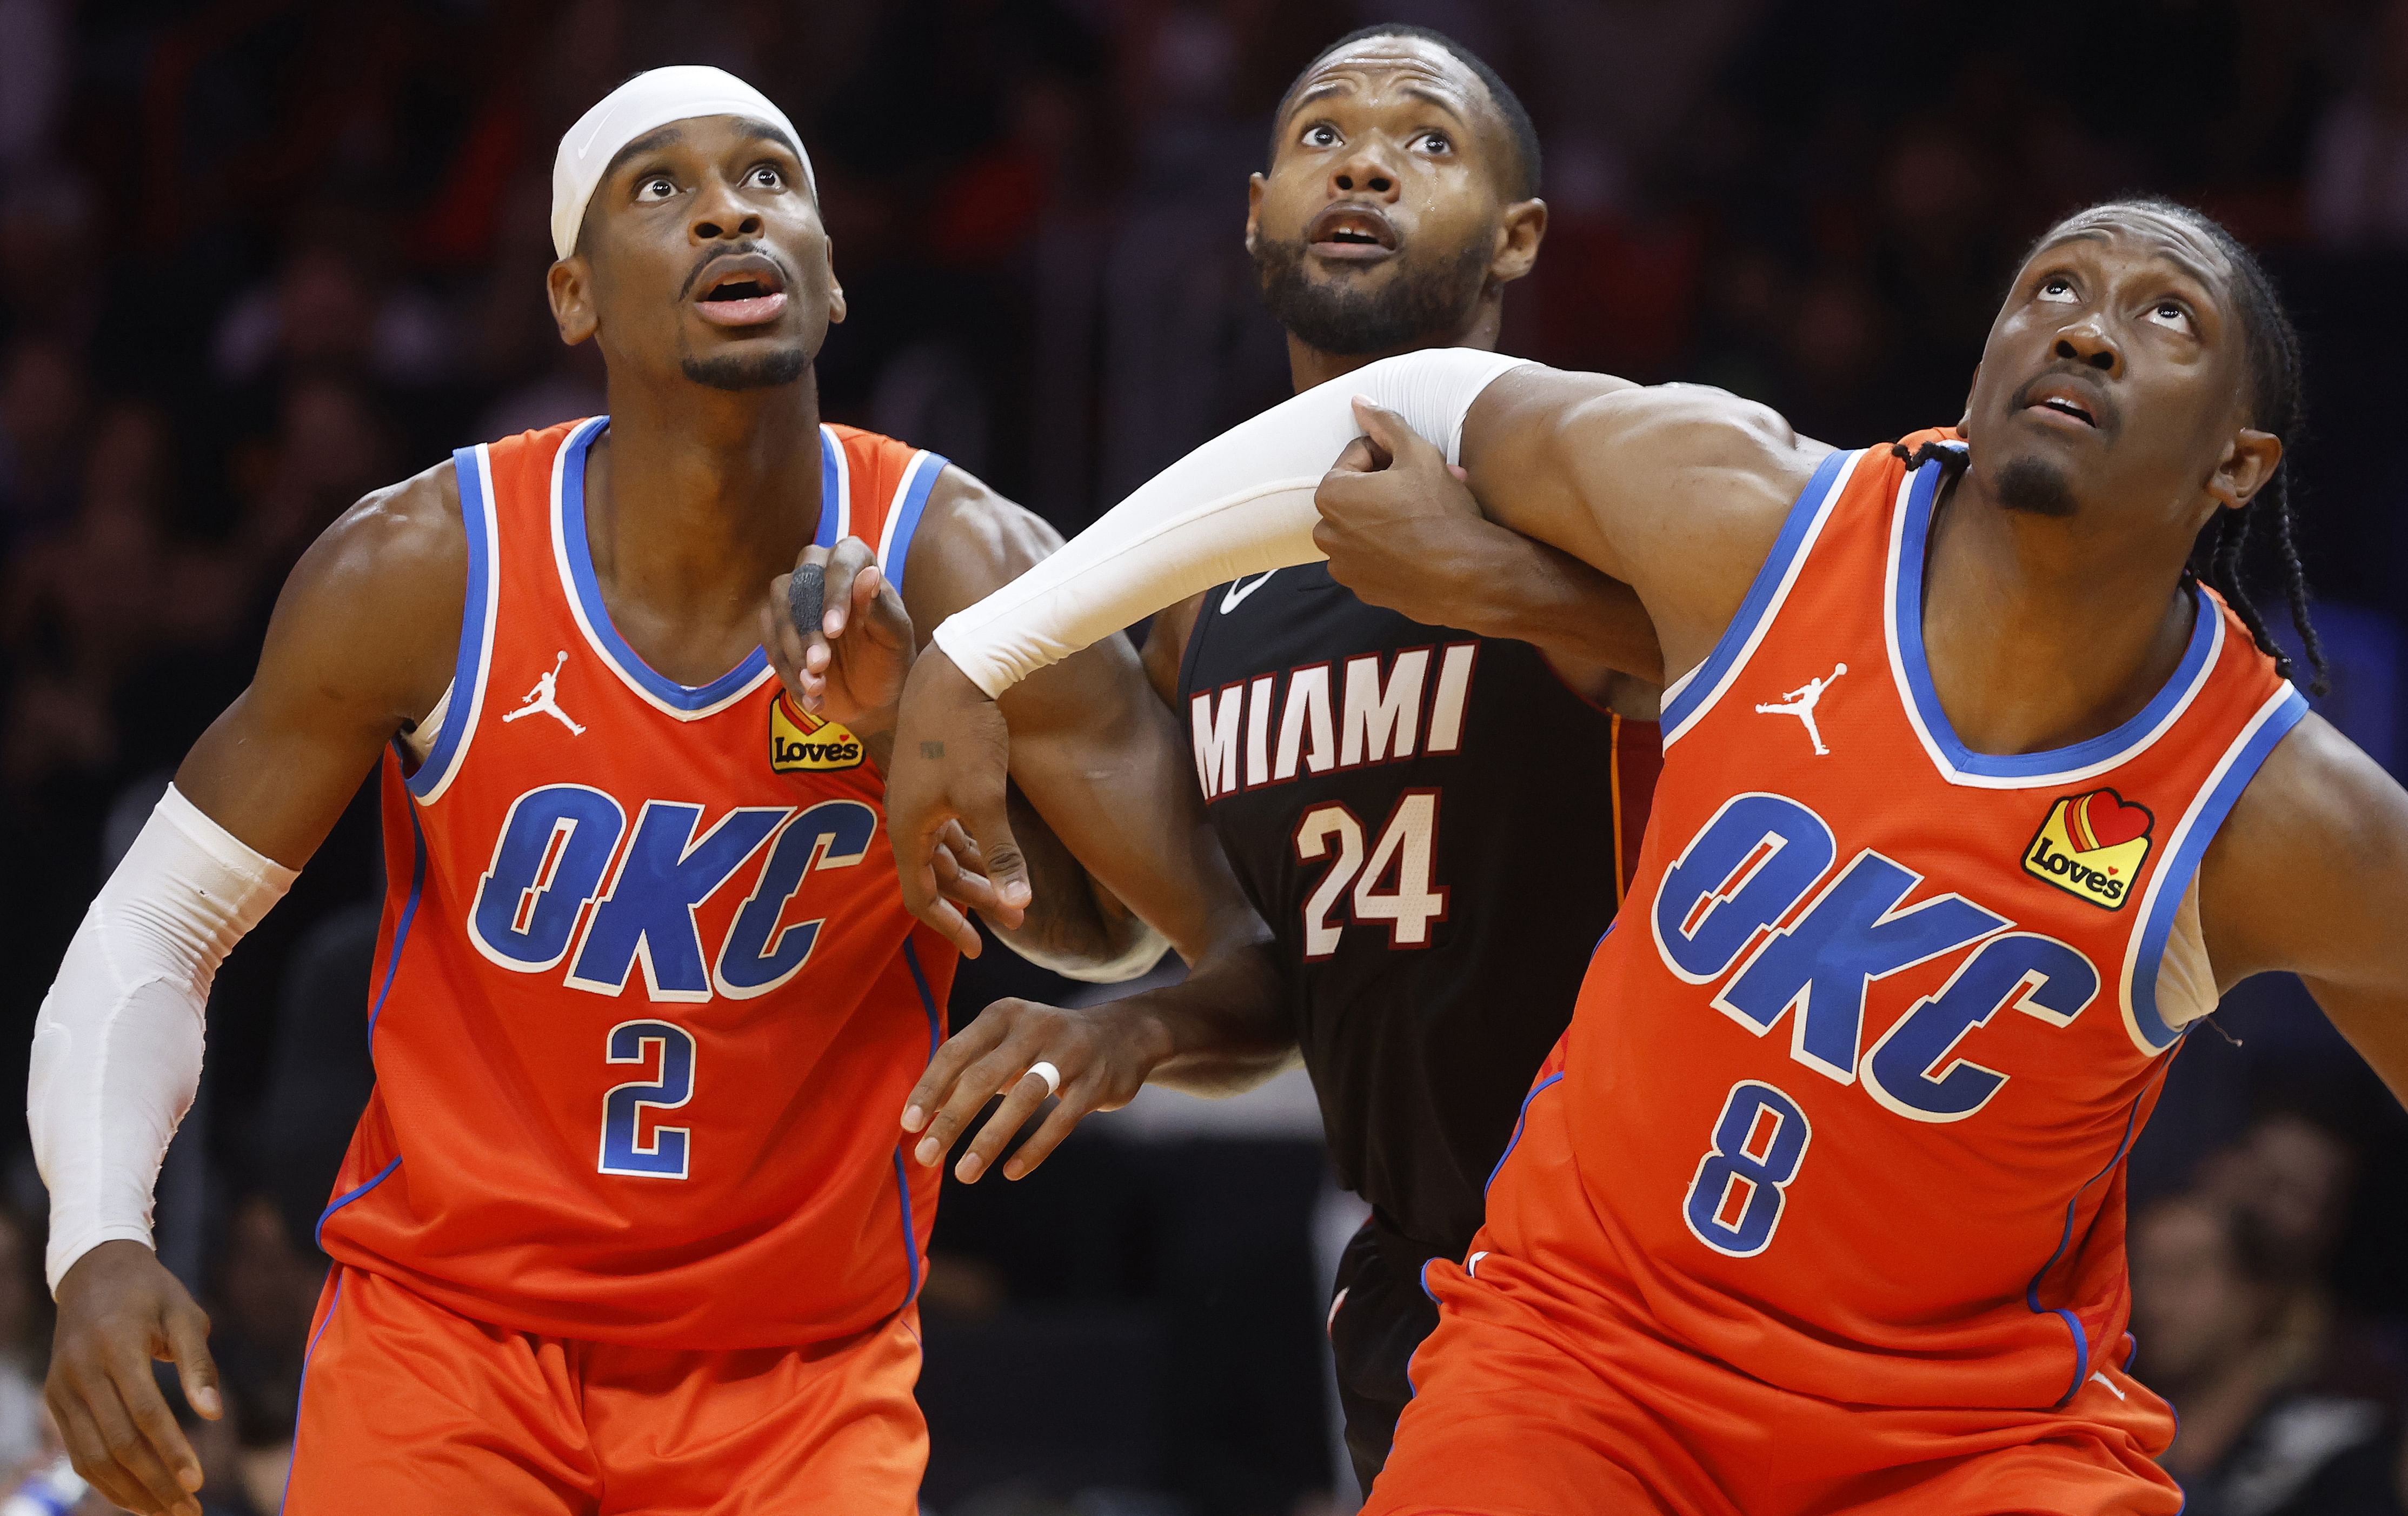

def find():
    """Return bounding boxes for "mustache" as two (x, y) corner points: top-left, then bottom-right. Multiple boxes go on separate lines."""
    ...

(677, 242), (791, 301)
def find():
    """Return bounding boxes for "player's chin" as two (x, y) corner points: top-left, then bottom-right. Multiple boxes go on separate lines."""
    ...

(680, 339), (811, 393)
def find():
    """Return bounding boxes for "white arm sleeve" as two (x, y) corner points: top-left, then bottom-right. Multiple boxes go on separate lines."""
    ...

(29, 786), (296, 1292)
(932, 347), (1533, 696)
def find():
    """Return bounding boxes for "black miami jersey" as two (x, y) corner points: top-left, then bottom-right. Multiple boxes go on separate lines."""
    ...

(1176, 562), (1658, 1258)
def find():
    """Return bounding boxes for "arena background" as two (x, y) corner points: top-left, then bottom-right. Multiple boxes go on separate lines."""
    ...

(2, 1), (2407, 1512)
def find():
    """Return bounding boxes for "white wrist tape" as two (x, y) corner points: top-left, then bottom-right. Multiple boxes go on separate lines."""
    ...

(29, 786), (296, 1292)
(932, 347), (1532, 696)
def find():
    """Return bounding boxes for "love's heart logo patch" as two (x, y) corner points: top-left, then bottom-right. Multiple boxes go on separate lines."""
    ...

(2024, 787), (2155, 910)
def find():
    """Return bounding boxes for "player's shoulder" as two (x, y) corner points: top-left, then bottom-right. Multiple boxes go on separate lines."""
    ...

(2203, 708), (2408, 978)
(2219, 710), (2405, 867)
(297, 456), (467, 605)
(894, 460), (1062, 627)
(250, 456), (467, 726)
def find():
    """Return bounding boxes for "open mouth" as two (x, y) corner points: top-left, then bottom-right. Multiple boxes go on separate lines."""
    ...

(1305, 203), (1400, 261)
(693, 257), (790, 327)
(2020, 377), (2103, 430)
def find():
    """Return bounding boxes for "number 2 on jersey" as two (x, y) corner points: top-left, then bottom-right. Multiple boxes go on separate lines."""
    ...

(1294, 790), (1448, 958)
(600, 1020), (695, 1179)
(1682, 1081), (1811, 1257)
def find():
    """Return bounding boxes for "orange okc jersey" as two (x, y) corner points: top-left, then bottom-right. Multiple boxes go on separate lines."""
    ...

(318, 417), (957, 1351)
(1555, 433), (2301, 1410)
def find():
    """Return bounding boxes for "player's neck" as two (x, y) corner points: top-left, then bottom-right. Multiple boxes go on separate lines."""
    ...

(584, 368), (825, 631)
(1918, 471), (2201, 759)
(1285, 300), (1503, 394)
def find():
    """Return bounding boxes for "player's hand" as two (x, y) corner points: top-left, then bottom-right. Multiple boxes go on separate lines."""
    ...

(887, 651), (1029, 956)
(1313, 398), (1496, 626)
(901, 997), (1172, 1182)
(46, 1241), (221, 1516)
(763, 536), (914, 727)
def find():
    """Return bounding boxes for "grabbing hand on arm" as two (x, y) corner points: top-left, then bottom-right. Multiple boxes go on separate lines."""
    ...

(900, 937), (1292, 1184)
(1316, 397), (1664, 707)
(893, 348), (1533, 947)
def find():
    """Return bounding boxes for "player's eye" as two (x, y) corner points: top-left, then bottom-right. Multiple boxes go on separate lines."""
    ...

(2037, 275), (2078, 303)
(748, 165), (784, 190)
(636, 175), (677, 203)
(2143, 298), (2193, 334)
(1415, 130), (1453, 156)
(1301, 122), (1341, 149)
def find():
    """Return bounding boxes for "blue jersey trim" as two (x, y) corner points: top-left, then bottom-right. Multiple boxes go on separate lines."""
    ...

(879, 451), (948, 595)
(1405, 1259), (1442, 1398)
(279, 1273), (345, 1516)
(891, 1148), (923, 1308)
(560, 419), (771, 711)
(315, 1156), (402, 1251)
(1659, 448), (1852, 740)
(1893, 457), (2219, 781)
(903, 938), (942, 1059)
(407, 446), (497, 799)
(816, 428), (843, 549)
(2026, 1065), (2165, 1407)
(2126, 686), (2310, 1047)
(1486, 1071), (1566, 1196)
(364, 795), (428, 1047)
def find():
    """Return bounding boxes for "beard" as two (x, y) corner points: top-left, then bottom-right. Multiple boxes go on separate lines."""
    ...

(681, 347), (809, 391)
(1254, 232), (1492, 357)
(1991, 454), (2079, 517)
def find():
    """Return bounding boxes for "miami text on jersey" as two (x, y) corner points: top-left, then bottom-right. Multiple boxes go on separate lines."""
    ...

(1189, 642), (1479, 800)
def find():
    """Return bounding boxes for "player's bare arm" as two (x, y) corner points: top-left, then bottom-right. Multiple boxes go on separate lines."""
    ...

(2198, 715), (2408, 1094)
(1446, 368), (1831, 683)
(775, 464), (1267, 980)
(44, 465), (463, 1516)
(891, 581), (1301, 1186)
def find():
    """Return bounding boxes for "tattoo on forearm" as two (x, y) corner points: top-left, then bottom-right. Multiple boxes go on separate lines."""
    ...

(921, 741), (945, 758)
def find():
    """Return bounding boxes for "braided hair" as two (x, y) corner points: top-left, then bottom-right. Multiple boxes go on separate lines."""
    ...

(2043, 201), (2327, 695)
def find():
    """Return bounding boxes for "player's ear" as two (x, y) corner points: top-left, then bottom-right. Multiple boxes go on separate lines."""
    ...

(2211, 427), (2281, 514)
(1244, 174), (1265, 255)
(548, 256), (597, 346)
(821, 236), (846, 327)
(1490, 197), (1547, 286)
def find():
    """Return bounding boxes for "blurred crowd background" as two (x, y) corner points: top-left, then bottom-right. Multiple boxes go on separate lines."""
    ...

(3, 0), (2408, 1512)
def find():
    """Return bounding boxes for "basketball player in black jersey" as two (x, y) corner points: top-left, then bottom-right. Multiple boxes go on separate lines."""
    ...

(897, 26), (1662, 1485)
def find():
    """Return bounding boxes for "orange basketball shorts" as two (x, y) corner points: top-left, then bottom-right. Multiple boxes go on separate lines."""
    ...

(283, 1264), (926, 1515)
(1364, 1063), (2180, 1516)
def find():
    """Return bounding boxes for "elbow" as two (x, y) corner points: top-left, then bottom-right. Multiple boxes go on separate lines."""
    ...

(996, 918), (1173, 985)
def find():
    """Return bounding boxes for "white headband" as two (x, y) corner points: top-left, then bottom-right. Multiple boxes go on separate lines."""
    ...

(550, 65), (815, 260)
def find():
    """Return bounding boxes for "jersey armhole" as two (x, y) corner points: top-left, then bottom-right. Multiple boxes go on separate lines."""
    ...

(404, 443), (501, 803)
(1657, 447), (1860, 748)
(2118, 683), (2311, 1053)
(876, 448), (948, 595)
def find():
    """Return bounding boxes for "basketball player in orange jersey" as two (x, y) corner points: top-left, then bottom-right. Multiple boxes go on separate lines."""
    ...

(856, 26), (1661, 1488)
(29, 67), (1261, 1516)
(884, 198), (2408, 1512)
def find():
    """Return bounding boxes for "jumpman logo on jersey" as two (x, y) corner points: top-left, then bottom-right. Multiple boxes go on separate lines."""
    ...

(1755, 662), (1847, 756)
(504, 651), (586, 736)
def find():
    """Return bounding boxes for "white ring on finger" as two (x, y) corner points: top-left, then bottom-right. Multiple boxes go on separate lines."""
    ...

(1026, 1060), (1062, 1099)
